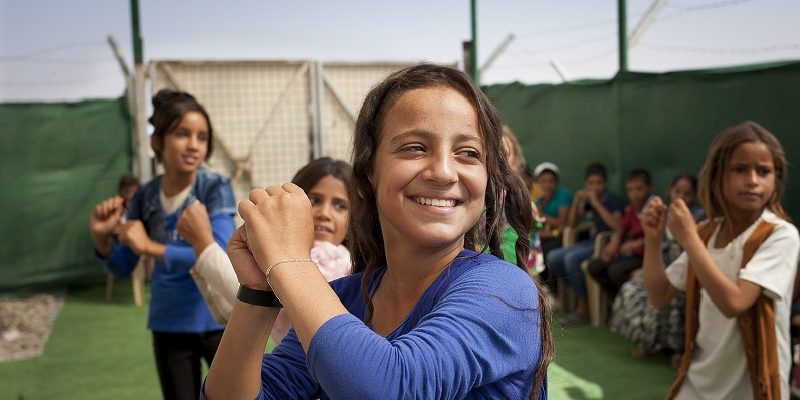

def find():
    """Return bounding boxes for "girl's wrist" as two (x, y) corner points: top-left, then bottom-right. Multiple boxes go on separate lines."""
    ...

(94, 242), (114, 259)
(680, 231), (703, 255)
(143, 240), (165, 258)
(142, 240), (155, 256)
(644, 236), (663, 247)
(93, 233), (113, 250)
(232, 298), (280, 321)
(265, 258), (317, 285)
(192, 237), (215, 257)
(264, 257), (315, 278)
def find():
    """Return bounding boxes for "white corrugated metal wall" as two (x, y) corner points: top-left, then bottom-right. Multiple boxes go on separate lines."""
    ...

(148, 60), (415, 210)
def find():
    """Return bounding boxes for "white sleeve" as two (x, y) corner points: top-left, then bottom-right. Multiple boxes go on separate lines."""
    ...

(739, 223), (800, 300)
(665, 251), (689, 291)
(189, 243), (238, 324)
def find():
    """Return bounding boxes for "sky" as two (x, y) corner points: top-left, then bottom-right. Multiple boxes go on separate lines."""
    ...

(1, 0), (799, 102)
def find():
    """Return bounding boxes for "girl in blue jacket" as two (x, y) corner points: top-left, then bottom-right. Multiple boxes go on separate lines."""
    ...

(90, 90), (235, 400)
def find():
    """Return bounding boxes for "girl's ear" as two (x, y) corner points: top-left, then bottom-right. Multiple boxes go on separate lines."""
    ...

(150, 135), (162, 159)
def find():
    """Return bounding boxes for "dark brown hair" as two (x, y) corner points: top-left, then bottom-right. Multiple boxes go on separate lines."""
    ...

(291, 157), (352, 193)
(117, 173), (140, 192)
(670, 172), (699, 207)
(148, 89), (214, 161)
(626, 168), (652, 186)
(698, 121), (789, 221)
(584, 162), (608, 181)
(347, 63), (552, 398)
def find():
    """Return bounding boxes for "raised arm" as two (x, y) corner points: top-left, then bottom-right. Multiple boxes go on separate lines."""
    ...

(209, 183), (547, 398)
(668, 200), (782, 318)
(204, 226), (281, 400)
(91, 195), (140, 277)
(567, 191), (587, 228)
(179, 201), (239, 322)
(90, 196), (125, 258)
(640, 196), (679, 307)
(236, 185), (348, 350)
(177, 201), (215, 257)
(137, 212), (234, 276)
(205, 185), (344, 400)
(305, 264), (540, 399)
(117, 220), (167, 261)
(587, 191), (622, 231)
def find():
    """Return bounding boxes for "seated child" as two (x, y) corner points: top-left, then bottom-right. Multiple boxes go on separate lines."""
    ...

(546, 162), (625, 325)
(587, 168), (653, 298)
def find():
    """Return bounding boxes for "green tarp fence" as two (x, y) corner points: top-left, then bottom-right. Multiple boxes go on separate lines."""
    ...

(0, 97), (132, 293)
(2, 61), (798, 292)
(484, 60), (800, 223)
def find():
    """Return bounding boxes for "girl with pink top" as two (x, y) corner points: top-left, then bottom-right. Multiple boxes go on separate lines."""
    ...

(177, 157), (352, 343)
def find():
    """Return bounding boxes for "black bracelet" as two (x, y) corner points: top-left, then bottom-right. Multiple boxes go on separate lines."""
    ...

(236, 285), (283, 308)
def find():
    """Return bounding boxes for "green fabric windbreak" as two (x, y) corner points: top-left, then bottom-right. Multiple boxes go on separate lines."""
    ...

(0, 97), (132, 293)
(484, 61), (800, 223)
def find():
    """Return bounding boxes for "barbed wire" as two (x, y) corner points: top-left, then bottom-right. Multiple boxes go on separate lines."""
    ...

(0, 73), (121, 87)
(561, 48), (618, 66)
(503, 45), (617, 69)
(516, 0), (757, 40)
(515, 11), (646, 39)
(656, 0), (757, 23)
(665, 0), (757, 12)
(0, 57), (116, 65)
(639, 42), (800, 55)
(0, 41), (107, 62)
(512, 32), (618, 55)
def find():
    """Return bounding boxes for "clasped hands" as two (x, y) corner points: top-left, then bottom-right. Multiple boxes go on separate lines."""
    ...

(640, 196), (699, 249)
(574, 189), (598, 204)
(227, 183), (315, 291)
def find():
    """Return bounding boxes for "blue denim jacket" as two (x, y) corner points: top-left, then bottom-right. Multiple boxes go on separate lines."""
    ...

(103, 168), (236, 333)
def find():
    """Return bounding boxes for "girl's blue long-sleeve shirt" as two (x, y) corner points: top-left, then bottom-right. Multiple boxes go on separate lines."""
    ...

(238, 250), (547, 399)
(100, 169), (236, 333)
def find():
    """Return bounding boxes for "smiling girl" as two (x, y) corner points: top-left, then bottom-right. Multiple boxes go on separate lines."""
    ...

(203, 64), (553, 399)
(90, 90), (236, 400)
(641, 122), (799, 399)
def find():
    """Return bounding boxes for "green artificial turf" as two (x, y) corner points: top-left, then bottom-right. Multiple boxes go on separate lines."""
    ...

(0, 283), (676, 399)
(2, 283), (160, 400)
(549, 321), (675, 399)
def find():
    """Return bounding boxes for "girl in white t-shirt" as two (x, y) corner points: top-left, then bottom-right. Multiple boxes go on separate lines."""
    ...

(641, 121), (799, 400)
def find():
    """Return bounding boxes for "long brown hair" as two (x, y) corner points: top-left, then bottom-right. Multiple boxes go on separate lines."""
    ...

(347, 63), (553, 399)
(698, 121), (789, 221)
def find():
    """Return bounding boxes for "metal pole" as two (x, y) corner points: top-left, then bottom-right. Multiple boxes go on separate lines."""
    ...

(131, 0), (143, 64)
(310, 61), (324, 159)
(130, 0), (151, 181)
(618, 0), (628, 72)
(470, 0), (479, 84)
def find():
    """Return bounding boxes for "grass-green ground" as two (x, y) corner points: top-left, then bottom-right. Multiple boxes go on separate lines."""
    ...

(548, 321), (674, 399)
(1, 283), (674, 399)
